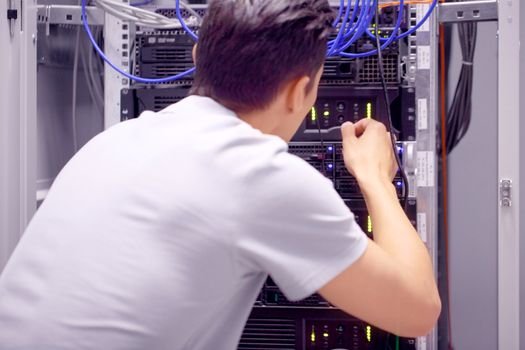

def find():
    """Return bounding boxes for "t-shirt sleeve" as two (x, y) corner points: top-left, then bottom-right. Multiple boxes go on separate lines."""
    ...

(234, 152), (369, 301)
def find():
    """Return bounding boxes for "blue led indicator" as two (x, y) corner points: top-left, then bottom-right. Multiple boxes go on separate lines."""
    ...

(396, 181), (402, 187)
(327, 164), (334, 169)
(327, 146), (334, 152)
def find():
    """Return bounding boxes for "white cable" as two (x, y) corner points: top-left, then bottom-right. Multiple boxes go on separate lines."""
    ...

(80, 39), (104, 116)
(160, 0), (202, 22)
(123, 0), (202, 23)
(100, 0), (200, 28)
(80, 42), (97, 109)
(94, 28), (106, 85)
(93, 0), (200, 29)
(95, 0), (188, 29)
(95, 0), (148, 23)
(87, 37), (104, 110)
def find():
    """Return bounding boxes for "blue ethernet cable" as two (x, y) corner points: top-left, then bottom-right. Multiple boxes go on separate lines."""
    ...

(332, 0), (345, 26)
(329, 0), (362, 47)
(365, 0), (438, 42)
(81, 0), (196, 83)
(395, 0), (438, 40)
(331, 0), (439, 58)
(338, 0), (404, 58)
(328, 0), (370, 56)
(84, 0), (437, 83)
(334, 0), (368, 42)
(175, 0), (198, 41)
(331, 0), (377, 56)
(327, 0), (356, 56)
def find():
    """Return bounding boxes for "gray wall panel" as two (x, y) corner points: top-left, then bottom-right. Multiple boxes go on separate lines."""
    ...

(448, 21), (498, 350)
(37, 65), (103, 192)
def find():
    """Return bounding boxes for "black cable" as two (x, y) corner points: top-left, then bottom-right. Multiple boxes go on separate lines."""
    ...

(315, 110), (327, 176)
(374, 2), (409, 210)
(445, 16), (477, 153)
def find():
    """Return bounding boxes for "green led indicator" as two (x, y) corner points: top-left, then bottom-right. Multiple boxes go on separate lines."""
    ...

(366, 102), (372, 119)
(323, 110), (330, 117)
(311, 107), (317, 121)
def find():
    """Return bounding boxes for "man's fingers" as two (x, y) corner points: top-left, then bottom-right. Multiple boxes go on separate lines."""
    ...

(341, 122), (357, 143)
(353, 118), (374, 136)
(387, 132), (394, 145)
(354, 118), (388, 137)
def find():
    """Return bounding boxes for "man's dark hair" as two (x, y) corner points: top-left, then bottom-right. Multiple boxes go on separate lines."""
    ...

(190, 0), (334, 113)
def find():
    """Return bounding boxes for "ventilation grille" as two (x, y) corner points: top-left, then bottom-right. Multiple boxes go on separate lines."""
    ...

(134, 32), (195, 85)
(155, 8), (206, 18)
(148, 47), (190, 61)
(147, 63), (193, 76)
(238, 318), (296, 350)
(264, 289), (329, 307)
(289, 144), (327, 157)
(152, 95), (184, 110)
(322, 55), (399, 85)
(360, 54), (399, 83)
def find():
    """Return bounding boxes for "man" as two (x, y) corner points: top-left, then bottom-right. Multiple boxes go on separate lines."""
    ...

(0, 0), (440, 349)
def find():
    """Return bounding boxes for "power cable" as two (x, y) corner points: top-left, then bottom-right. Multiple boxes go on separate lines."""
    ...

(374, 1), (409, 210)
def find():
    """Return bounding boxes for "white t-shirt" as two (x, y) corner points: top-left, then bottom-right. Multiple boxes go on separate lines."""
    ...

(0, 96), (368, 350)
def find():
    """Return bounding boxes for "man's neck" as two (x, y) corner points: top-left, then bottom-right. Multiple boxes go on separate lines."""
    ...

(238, 106), (285, 140)
(239, 112), (276, 135)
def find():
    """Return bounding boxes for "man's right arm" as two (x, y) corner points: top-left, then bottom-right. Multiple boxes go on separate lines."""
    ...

(319, 120), (441, 337)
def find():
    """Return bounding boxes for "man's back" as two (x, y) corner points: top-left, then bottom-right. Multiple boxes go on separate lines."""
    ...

(0, 96), (368, 349)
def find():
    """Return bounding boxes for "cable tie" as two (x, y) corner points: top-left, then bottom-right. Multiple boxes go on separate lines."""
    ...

(462, 61), (473, 66)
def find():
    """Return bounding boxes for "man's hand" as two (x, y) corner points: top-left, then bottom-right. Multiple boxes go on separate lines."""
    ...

(341, 119), (398, 186)
(319, 119), (441, 337)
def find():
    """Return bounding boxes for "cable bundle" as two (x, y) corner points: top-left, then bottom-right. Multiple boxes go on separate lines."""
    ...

(81, 0), (199, 83)
(328, 0), (438, 58)
(92, 0), (201, 29)
(446, 19), (476, 153)
(82, 0), (438, 83)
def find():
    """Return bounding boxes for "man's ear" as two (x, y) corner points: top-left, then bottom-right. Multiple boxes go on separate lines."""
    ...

(192, 44), (197, 64)
(284, 75), (311, 113)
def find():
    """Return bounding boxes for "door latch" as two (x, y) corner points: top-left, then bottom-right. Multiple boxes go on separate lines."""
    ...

(500, 179), (512, 207)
